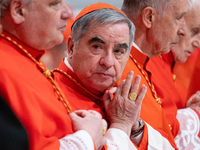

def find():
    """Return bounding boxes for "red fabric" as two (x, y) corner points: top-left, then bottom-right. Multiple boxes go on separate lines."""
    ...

(147, 52), (182, 137)
(116, 46), (176, 146)
(173, 49), (200, 106)
(54, 60), (151, 149)
(63, 18), (74, 40)
(0, 31), (76, 150)
(54, 60), (109, 149)
(188, 50), (200, 97)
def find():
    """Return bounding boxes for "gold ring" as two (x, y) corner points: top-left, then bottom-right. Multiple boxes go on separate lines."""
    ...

(128, 92), (137, 101)
(102, 127), (107, 135)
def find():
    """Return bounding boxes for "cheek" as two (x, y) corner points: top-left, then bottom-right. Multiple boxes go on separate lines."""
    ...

(115, 60), (127, 78)
(76, 57), (98, 75)
(166, 22), (176, 38)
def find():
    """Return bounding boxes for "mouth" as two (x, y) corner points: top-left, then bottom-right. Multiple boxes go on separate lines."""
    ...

(170, 41), (178, 46)
(58, 25), (67, 32)
(185, 51), (192, 57)
(96, 72), (113, 79)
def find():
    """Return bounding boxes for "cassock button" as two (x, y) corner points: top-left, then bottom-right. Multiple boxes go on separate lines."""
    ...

(169, 124), (172, 130)
(173, 74), (176, 81)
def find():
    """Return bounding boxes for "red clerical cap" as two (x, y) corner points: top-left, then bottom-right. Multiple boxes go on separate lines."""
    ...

(72, 3), (126, 28)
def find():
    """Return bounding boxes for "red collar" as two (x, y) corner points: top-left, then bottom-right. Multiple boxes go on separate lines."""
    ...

(1, 30), (45, 61)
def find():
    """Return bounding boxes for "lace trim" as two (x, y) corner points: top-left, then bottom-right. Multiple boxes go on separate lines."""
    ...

(175, 108), (200, 150)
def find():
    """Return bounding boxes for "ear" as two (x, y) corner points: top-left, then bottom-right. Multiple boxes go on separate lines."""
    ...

(67, 36), (75, 59)
(10, 0), (26, 24)
(141, 7), (156, 29)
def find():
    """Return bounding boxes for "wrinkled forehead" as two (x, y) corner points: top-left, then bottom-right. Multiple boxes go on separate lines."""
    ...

(161, 0), (187, 21)
(168, 0), (188, 11)
(185, 4), (200, 27)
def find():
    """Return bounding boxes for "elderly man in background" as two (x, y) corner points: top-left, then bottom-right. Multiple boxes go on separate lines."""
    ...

(53, 3), (178, 150)
(147, 0), (200, 148)
(116, 0), (188, 146)
(0, 0), (112, 149)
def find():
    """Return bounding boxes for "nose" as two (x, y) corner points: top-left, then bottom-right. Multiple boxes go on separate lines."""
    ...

(99, 51), (115, 68)
(61, 2), (73, 20)
(177, 27), (186, 37)
(177, 19), (186, 37)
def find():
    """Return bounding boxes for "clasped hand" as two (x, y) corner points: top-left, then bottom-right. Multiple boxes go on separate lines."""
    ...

(102, 71), (147, 136)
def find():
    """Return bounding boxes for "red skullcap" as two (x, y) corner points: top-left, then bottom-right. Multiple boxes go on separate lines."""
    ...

(72, 3), (126, 28)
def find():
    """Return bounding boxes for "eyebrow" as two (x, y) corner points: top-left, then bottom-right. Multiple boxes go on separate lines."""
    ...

(117, 43), (129, 51)
(192, 25), (200, 32)
(88, 36), (129, 51)
(88, 37), (105, 44)
(196, 25), (200, 29)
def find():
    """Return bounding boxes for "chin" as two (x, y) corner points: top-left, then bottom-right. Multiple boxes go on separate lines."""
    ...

(162, 48), (170, 54)
(176, 58), (187, 63)
(182, 58), (188, 63)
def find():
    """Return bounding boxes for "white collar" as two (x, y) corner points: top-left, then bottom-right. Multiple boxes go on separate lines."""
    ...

(132, 42), (143, 53)
(64, 57), (73, 71)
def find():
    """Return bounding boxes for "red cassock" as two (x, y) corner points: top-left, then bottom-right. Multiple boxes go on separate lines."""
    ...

(147, 52), (183, 137)
(173, 49), (200, 105)
(53, 60), (152, 150)
(0, 31), (78, 150)
(147, 51), (200, 147)
(187, 49), (200, 98)
(116, 45), (176, 145)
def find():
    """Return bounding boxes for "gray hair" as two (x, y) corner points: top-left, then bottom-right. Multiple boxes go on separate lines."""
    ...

(71, 9), (135, 51)
(0, 0), (31, 18)
(121, 0), (171, 20)
(188, 0), (200, 10)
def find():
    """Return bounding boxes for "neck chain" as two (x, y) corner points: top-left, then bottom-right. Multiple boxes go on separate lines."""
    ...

(129, 54), (162, 106)
(53, 68), (104, 108)
(1, 33), (72, 113)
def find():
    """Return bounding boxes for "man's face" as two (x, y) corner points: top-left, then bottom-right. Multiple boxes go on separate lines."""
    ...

(68, 23), (130, 96)
(149, 0), (188, 57)
(19, 0), (73, 50)
(172, 4), (200, 63)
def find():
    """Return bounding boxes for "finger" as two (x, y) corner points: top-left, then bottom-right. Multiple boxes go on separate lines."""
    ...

(73, 110), (89, 118)
(69, 112), (76, 119)
(109, 87), (117, 94)
(127, 75), (141, 101)
(121, 71), (134, 98)
(130, 75), (141, 94)
(102, 119), (108, 135)
(135, 84), (147, 106)
(88, 110), (102, 118)
(102, 119), (108, 129)
(69, 112), (80, 122)
(114, 79), (126, 98)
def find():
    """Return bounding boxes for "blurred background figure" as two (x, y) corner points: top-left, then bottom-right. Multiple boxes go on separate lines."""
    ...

(147, 0), (200, 148)
(174, 48), (200, 104)
(42, 18), (74, 70)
